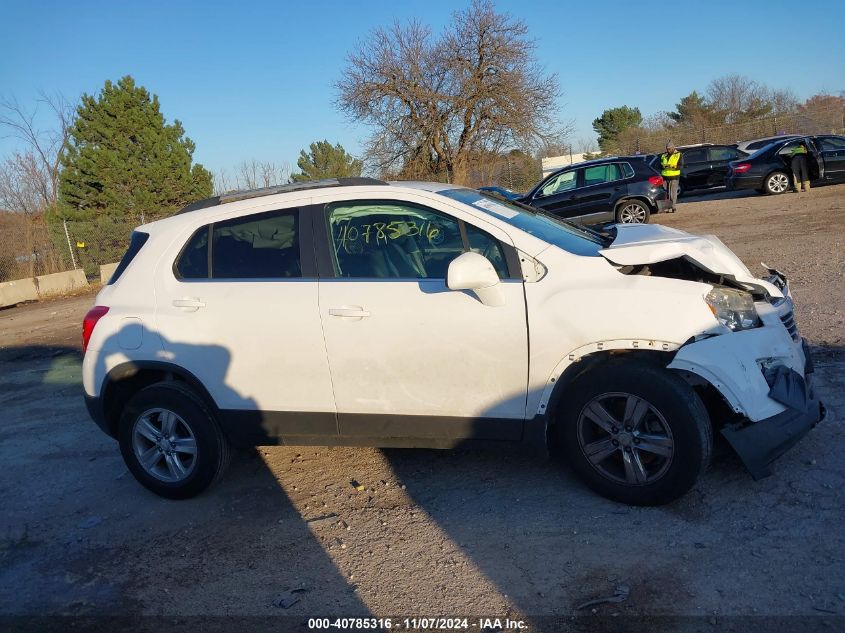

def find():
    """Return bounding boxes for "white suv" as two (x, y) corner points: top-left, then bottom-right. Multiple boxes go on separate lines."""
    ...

(82, 178), (824, 505)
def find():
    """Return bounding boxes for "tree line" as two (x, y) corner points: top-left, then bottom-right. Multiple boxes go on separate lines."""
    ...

(592, 77), (844, 155)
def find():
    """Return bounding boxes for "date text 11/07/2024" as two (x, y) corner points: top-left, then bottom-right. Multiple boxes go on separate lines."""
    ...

(307, 617), (528, 630)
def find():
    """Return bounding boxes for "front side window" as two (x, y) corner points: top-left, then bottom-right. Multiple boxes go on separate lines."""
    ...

(582, 163), (622, 185)
(327, 201), (463, 279)
(174, 209), (301, 280)
(538, 170), (577, 197)
(326, 201), (510, 280)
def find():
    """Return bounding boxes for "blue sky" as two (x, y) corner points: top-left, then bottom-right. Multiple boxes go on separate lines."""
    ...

(2, 0), (843, 175)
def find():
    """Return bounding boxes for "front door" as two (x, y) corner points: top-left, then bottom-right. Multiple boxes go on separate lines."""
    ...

(155, 206), (337, 441)
(815, 136), (845, 180)
(315, 199), (529, 441)
(529, 169), (581, 219)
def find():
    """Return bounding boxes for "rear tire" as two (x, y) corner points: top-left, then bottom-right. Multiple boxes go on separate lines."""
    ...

(555, 360), (712, 506)
(764, 171), (791, 195)
(615, 200), (651, 224)
(118, 381), (230, 499)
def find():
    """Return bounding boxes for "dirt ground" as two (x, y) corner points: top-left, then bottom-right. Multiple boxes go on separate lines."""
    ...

(1, 184), (843, 631)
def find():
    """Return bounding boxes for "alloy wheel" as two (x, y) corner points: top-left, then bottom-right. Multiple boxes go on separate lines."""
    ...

(767, 173), (789, 194)
(132, 408), (198, 483)
(618, 203), (648, 223)
(576, 392), (674, 485)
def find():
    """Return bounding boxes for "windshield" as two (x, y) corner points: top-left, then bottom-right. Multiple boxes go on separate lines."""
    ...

(437, 188), (611, 257)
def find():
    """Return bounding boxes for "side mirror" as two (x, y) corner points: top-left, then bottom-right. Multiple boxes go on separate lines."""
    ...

(446, 252), (505, 307)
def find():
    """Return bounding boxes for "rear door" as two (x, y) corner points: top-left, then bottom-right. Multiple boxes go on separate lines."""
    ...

(707, 146), (745, 187)
(680, 148), (710, 190)
(154, 205), (337, 442)
(527, 169), (581, 218)
(815, 136), (845, 180)
(573, 163), (625, 222)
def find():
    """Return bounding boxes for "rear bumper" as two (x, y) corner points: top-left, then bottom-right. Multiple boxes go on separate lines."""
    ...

(85, 393), (114, 439)
(726, 175), (761, 191)
(655, 197), (673, 212)
(720, 341), (824, 479)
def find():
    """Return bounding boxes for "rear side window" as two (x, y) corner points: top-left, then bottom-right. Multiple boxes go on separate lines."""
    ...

(583, 163), (622, 185)
(621, 162), (635, 178)
(709, 147), (741, 161)
(683, 148), (708, 163)
(212, 210), (300, 279)
(174, 209), (301, 280)
(108, 231), (149, 284)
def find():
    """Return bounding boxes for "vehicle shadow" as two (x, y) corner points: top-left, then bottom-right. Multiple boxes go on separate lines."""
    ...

(677, 188), (758, 204)
(3, 319), (841, 630)
(0, 333), (373, 629)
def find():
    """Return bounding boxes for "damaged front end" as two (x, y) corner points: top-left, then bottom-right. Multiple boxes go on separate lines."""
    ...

(721, 339), (826, 480)
(665, 270), (826, 480)
(600, 225), (825, 479)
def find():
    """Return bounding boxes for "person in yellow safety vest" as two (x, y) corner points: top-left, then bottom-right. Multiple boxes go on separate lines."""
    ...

(660, 142), (682, 212)
(789, 141), (810, 193)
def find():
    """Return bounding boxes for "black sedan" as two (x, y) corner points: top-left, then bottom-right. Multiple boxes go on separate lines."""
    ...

(648, 144), (748, 195)
(726, 135), (845, 194)
(518, 157), (670, 225)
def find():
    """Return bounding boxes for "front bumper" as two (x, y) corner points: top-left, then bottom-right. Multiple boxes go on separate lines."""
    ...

(721, 358), (825, 479)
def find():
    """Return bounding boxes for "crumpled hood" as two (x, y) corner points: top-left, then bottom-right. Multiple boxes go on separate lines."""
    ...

(599, 224), (783, 298)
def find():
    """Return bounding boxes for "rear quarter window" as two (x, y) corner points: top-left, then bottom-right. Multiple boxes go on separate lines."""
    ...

(108, 231), (149, 284)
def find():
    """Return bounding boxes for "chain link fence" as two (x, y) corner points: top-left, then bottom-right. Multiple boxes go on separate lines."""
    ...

(612, 105), (844, 155)
(0, 213), (142, 283)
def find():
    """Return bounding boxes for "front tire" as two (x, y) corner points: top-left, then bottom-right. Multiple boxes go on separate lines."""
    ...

(118, 381), (230, 499)
(556, 360), (712, 506)
(615, 200), (651, 224)
(764, 171), (791, 195)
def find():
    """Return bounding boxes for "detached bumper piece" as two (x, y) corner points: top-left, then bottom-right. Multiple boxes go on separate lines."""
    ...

(721, 349), (825, 480)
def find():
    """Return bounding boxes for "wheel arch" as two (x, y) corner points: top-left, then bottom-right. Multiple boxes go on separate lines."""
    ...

(615, 195), (656, 213)
(100, 361), (219, 437)
(542, 347), (676, 430)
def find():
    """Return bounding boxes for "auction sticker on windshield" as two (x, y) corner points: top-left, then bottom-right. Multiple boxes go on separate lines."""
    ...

(472, 197), (520, 219)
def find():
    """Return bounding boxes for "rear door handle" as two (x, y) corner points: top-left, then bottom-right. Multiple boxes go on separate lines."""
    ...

(172, 298), (206, 312)
(329, 306), (370, 318)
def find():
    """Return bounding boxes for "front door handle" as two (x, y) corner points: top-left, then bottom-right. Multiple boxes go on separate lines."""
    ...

(172, 298), (206, 312)
(329, 306), (370, 318)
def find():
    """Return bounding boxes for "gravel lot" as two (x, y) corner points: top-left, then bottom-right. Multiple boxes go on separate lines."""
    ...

(1, 185), (843, 630)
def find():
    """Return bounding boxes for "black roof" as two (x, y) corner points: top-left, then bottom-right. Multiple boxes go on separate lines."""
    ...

(177, 177), (389, 214)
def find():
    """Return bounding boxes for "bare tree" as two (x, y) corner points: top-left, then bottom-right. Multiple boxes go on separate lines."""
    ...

(0, 92), (76, 276)
(706, 75), (796, 124)
(0, 92), (75, 211)
(214, 160), (292, 194)
(337, 0), (565, 184)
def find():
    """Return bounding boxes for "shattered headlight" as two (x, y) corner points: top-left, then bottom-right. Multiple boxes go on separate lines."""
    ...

(705, 287), (760, 331)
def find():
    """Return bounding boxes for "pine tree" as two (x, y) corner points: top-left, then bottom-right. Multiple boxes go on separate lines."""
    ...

(58, 76), (212, 220)
(290, 140), (363, 182)
(592, 106), (643, 153)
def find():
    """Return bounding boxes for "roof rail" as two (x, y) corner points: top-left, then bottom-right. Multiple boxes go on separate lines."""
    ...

(176, 177), (389, 214)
